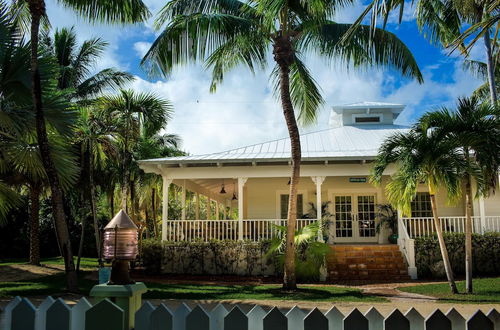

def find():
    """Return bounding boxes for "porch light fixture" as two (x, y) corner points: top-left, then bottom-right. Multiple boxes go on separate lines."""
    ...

(287, 177), (291, 185)
(103, 210), (138, 285)
(220, 180), (226, 194)
(232, 180), (237, 200)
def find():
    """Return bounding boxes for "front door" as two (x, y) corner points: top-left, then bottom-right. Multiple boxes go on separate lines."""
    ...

(332, 194), (377, 243)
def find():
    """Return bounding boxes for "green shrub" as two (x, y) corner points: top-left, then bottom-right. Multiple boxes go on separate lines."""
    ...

(415, 232), (500, 278)
(140, 239), (279, 276)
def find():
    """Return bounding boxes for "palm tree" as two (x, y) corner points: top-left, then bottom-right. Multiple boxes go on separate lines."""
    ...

(23, 0), (150, 291)
(346, 0), (499, 103)
(462, 44), (500, 101)
(74, 107), (118, 268)
(0, 4), (77, 266)
(372, 128), (464, 293)
(96, 90), (174, 215)
(419, 97), (500, 293)
(43, 27), (134, 101)
(141, 0), (423, 290)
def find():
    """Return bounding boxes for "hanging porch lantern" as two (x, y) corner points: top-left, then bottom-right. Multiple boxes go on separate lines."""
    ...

(103, 210), (138, 285)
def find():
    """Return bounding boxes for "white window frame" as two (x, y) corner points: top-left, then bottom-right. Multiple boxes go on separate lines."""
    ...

(275, 189), (308, 219)
(352, 113), (383, 124)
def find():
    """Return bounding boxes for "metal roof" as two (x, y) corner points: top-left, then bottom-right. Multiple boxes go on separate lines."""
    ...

(139, 124), (409, 166)
(337, 101), (405, 109)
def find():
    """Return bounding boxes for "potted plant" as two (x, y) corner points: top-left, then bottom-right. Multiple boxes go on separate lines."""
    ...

(375, 204), (398, 244)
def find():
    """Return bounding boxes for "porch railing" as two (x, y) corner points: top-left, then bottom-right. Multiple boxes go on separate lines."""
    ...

(163, 219), (317, 242)
(401, 216), (500, 238)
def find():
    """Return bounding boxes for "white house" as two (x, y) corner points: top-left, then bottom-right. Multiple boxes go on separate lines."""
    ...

(139, 102), (500, 280)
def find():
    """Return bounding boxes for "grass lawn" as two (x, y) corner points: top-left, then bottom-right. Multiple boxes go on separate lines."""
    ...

(399, 277), (500, 304)
(0, 273), (386, 302)
(0, 257), (99, 269)
(143, 283), (386, 302)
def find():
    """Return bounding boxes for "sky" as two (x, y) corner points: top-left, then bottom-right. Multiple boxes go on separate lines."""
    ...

(45, 0), (485, 155)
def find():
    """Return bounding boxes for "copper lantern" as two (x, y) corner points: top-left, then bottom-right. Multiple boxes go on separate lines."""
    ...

(103, 210), (138, 285)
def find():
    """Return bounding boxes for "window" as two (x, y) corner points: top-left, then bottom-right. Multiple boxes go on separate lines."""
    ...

(280, 194), (303, 219)
(352, 114), (382, 124)
(411, 192), (433, 217)
(355, 116), (380, 123)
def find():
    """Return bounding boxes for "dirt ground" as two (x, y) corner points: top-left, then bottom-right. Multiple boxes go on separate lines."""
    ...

(0, 264), (63, 281)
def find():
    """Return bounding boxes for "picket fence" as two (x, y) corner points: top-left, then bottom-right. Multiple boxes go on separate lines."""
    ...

(1, 296), (499, 330)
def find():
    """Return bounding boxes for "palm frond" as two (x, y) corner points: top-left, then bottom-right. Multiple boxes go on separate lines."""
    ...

(76, 69), (134, 99)
(59, 0), (151, 24)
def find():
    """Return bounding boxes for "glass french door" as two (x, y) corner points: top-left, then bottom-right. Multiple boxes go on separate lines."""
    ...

(333, 194), (377, 242)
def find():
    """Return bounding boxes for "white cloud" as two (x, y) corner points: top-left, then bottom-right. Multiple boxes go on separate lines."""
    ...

(133, 41), (152, 58)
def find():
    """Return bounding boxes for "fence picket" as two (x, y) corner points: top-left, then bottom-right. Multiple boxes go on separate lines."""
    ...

(210, 303), (228, 330)
(85, 299), (124, 330)
(173, 303), (192, 330)
(426, 309), (451, 330)
(151, 303), (173, 330)
(71, 298), (92, 330)
(2, 296), (21, 330)
(224, 306), (248, 330)
(186, 305), (209, 330)
(405, 308), (424, 330)
(247, 305), (266, 330)
(12, 298), (36, 330)
(365, 307), (384, 330)
(46, 298), (71, 330)
(446, 308), (465, 330)
(486, 309), (500, 329)
(385, 309), (409, 330)
(324, 306), (343, 330)
(344, 308), (368, 330)
(35, 296), (55, 330)
(286, 306), (305, 330)
(135, 301), (155, 330)
(263, 307), (287, 330)
(304, 308), (327, 330)
(467, 310), (493, 330)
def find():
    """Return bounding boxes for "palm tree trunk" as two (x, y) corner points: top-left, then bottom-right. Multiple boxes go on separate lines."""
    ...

(484, 30), (498, 103)
(89, 151), (102, 266)
(29, 184), (41, 266)
(108, 188), (115, 217)
(274, 35), (299, 291)
(28, 0), (78, 292)
(464, 174), (474, 293)
(76, 190), (86, 272)
(429, 189), (458, 293)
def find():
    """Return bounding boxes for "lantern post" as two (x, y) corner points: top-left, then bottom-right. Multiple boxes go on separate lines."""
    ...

(89, 210), (147, 330)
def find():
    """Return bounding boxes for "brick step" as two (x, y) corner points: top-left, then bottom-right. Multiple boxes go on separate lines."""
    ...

(326, 244), (410, 282)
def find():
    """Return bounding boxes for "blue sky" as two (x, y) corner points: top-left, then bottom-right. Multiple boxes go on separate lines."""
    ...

(46, 0), (484, 155)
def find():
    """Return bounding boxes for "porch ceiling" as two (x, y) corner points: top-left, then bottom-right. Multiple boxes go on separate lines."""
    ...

(173, 178), (236, 203)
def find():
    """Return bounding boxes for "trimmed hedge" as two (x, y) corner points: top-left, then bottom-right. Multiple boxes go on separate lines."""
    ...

(415, 232), (500, 278)
(141, 239), (279, 276)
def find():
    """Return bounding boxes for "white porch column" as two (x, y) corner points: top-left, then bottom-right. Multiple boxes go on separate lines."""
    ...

(311, 176), (326, 241)
(181, 180), (186, 220)
(195, 192), (200, 219)
(161, 177), (173, 241)
(207, 197), (211, 220)
(238, 177), (248, 240)
(479, 197), (486, 234)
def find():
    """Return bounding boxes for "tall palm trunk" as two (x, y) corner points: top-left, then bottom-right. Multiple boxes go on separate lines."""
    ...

(464, 173), (474, 293)
(76, 190), (86, 272)
(28, 0), (78, 292)
(89, 150), (102, 266)
(274, 34), (300, 291)
(429, 187), (458, 293)
(484, 30), (498, 103)
(29, 183), (41, 266)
